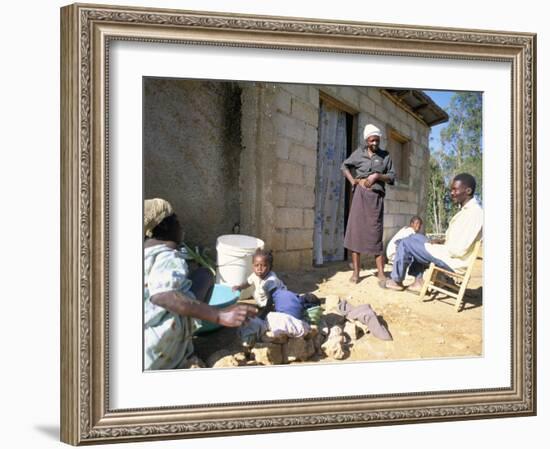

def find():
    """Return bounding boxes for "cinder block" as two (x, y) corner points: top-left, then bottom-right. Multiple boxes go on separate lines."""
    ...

(274, 89), (292, 114)
(395, 190), (409, 202)
(274, 250), (302, 271)
(286, 229), (314, 250)
(409, 153), (421, 169)
(384, 214), (396, 227)
(289, 143), (317, 168)
(308, 86), (320, 107)
(419, 131), (430, 146)
(300, 249), (314, 268)
(386, 200), (400, 214)
(303, 124), (318, 149)
(374, 104), (389, 123)
(397, 214), (409, 226)
(304, 166), (316, 187)
(395, 108), (409, 125)
(367, 88), (383, 105)
(359, 94), (375, 113)
(277, 160), (303, 184)
(273, 185), (287, 207)
(291, 98), (319, 128)
(388, 116), (403, 132)
(286, 185), (315, 208)
(271, 230), (286, 251)
(381, 94), (396, 115)
(338, 87), (361, 110)
(303, 208), (315, 229)
(399, 202), (411, 214)
(385, 188), (396, 200)
(275, 207), (303, 228)
(280, 84), (311, 103)
(403, 124), (412, 140)
(407, 113), (417, 128)
(275, 136), (291, 160)
(274, 112), (305, 142)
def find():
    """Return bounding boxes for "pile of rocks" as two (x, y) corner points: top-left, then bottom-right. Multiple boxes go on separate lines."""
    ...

(203, 295), (371, 368)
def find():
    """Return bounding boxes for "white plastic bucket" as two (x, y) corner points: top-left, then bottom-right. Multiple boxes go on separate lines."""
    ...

(215, 234), (265, 287)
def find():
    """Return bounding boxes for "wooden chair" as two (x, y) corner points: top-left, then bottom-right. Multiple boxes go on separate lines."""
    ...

(418, 240), (482, 312)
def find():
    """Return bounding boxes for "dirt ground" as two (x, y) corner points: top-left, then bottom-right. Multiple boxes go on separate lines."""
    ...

(194, 255), (483, 365)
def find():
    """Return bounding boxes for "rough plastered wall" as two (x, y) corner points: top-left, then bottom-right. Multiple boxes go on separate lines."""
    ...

(240, 82), (319, 271)
(143, 78), (242, 250)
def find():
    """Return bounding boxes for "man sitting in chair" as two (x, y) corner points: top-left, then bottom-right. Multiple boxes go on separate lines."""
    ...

(385, 173), (483, 292)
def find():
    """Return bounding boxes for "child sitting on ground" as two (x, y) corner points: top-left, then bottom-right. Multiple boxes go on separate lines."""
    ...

(232, 248), (286, 309)
(233, 249), (320, 337)
(386, 216), (423, 263)
(233, 249), (320, 348)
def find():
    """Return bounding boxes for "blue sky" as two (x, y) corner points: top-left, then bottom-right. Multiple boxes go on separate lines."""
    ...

(423, 90), (453, 153)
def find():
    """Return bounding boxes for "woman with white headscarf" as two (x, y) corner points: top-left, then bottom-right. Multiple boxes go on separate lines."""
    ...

(143, 198), (257, 369)
(341, 124), (396, 285)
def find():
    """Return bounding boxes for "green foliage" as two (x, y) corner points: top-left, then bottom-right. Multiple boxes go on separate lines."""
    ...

(439, 92), (483, 196)
(425, 92), (482, 234)
(426, 154), (448, 234)
(180, 242), (216, 275)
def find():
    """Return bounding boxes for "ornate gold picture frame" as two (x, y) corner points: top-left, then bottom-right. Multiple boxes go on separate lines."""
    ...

(60, 3), (536, 445)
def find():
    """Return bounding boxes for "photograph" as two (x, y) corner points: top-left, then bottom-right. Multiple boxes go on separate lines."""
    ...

(57, 2), (536, 445)
(142, 79), (484, 370)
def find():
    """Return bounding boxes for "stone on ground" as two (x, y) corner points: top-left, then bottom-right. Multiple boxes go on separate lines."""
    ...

(207, 349), (247, 368)
(287, 337), (316, 362)
(251, 342), (285, 365)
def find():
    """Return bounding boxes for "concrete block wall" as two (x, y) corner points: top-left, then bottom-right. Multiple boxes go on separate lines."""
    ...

(240, 82), (431, 270)
(238, 83), (319, 270)
(269, 84), (320, 270)
(378, 90), (430, 245)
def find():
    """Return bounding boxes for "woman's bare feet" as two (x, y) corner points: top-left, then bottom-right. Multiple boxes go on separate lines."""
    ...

(349, 274), (360, 284)
(376, 273), (389, 288)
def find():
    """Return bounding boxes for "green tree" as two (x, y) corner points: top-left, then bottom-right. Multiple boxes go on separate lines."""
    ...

(426, 92), (482, 234)
(439, 92), (483, 198)
(426, 154), (448, 234)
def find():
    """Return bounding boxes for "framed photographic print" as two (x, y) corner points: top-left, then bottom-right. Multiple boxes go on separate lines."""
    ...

(60, 3), (536, 445)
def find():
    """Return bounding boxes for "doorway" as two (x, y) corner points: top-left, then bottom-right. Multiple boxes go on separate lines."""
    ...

(313, 96), (356, 265)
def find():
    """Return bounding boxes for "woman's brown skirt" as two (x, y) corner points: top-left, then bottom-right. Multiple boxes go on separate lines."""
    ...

(344, 186), (384, 254)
